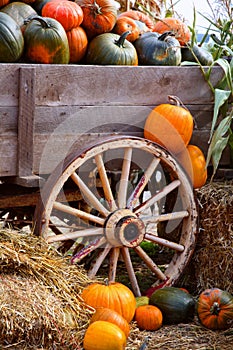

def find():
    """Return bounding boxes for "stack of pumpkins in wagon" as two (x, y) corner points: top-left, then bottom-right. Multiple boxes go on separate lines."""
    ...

(80, 280), (233, 350)
(0, 0), (214, 65)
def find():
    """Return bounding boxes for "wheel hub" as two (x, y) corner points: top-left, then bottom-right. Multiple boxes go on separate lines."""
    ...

(104, 209), (145, 247)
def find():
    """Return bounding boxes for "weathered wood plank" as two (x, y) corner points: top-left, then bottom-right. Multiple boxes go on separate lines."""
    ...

(33, 65), (223, 106)
(0, 135), (17, 176)
(0, 64), (229, 179)
(0, 107), (18, 134)
(17, 67), (36, 178)
(0, 64), (20, 106)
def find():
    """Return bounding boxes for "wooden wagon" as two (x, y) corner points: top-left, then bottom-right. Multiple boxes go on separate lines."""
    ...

(0, 63), (227, 296)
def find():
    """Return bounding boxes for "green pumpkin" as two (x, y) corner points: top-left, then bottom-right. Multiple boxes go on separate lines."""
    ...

(149, 287), (195, 324)
(85, 31), (138, 66)
(0, 12), (24, 63)
(23, 15), (70, 64)
(0, 2), (37, 32)
(181, 43), (214, 66)
(134, 31), (181, 66)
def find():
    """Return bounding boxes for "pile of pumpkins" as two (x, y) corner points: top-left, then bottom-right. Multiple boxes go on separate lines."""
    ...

(81, 280), (233, 350)
(0, 0), (213, 65)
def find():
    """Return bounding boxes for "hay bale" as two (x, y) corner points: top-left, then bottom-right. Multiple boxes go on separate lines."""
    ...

(0, 229), (96, 349)
(192, 180), (233, 294)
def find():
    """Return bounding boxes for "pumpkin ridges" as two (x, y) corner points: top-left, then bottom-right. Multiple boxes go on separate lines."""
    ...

(118, 9), (154, 30)
(113, 16), (140, 42)
(66, 25), (88, 63)
(134, 31), (181, 66)
(85, 32), (138, 66)
(144, 97), (193, 155)
(178, 145), (207, 189)
(81, 282), (136, 323)
(134, 304), (163, 330)
(77, 0), (117, 39)
(197, 288), (233, 330)
(90, 307), (130, 337)
(0, 12), (24, 63)
(153, 17), (191, 45)
(41, 0), (84, 31)
(83, 320), (127, 350)
(23, 15), (70, 64)
(149, 287), (196, 324)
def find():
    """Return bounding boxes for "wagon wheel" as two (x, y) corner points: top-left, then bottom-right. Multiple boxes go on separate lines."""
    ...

(34, 136), (198, 296)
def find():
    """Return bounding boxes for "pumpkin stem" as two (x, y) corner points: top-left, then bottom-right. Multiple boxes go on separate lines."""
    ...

(114, 31), (131, 48)
(168, 95), (190, 112)
(24, 15), (51, 28)
(158, 31), (175, 41)
(210, 302), (221, 316)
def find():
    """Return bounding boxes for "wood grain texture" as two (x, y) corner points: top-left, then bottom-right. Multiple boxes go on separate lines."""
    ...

(0, 64), (229, 179)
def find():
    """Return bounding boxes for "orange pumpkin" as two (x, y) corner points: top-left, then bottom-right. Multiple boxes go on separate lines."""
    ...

(81, 281), (136, 322)
(144, 96), (194, 155)
(83, 320), (127, 350)
(134, 304), (163, 331)
(153, 17), (191, 46)
(178, 144), (207, 188)
(66, 26), (88, 63)
(118, 9), (154, 30)
(90, 307), (130, 337)
(42, 0), (83, 31)
(113, 16), (140, 42)
(0, 0), (10, 7)
(77, 0), (118, 39)
(197, 288), (233, 330)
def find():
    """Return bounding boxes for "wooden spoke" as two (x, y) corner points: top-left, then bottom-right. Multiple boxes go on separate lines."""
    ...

(127, 157), (160, 209)
(134, 245), (167, 281)
(88, 245), (112, 278)
(95, 154), (118, 211)
(134, 179), (181, 215)
(35, 136), (198, 294)
(156, 210), (189, 222)
(145, 233), (185, 252)
(71, 172), (110, 217)
(117, 148), (132, 209)
(71, 236), (107, 264)
(142, 211), (189, 227)
(53, 201), (105, 225)
(108, 247), (120, 282)
(121, 247), (141, 296)
(47, 227), (103, 243)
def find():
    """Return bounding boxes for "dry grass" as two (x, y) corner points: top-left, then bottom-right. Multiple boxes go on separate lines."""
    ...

(0, 229), (95, 349)
(0, 180), (233, 349)
(193, 180), (233, 294)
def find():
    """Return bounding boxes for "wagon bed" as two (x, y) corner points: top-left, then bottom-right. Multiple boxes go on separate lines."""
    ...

(0, 64), (227, 295)
(0, 64), (226, 184)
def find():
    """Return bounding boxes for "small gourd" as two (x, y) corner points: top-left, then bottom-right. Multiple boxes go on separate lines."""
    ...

(181, 43), (214, 66)
(134, 304), (163, 331)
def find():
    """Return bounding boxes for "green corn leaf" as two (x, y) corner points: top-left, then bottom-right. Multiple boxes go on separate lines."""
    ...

(215, 58), (233, 91)
(209, 88), (231, 141)
(206, 113), (233, 179)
